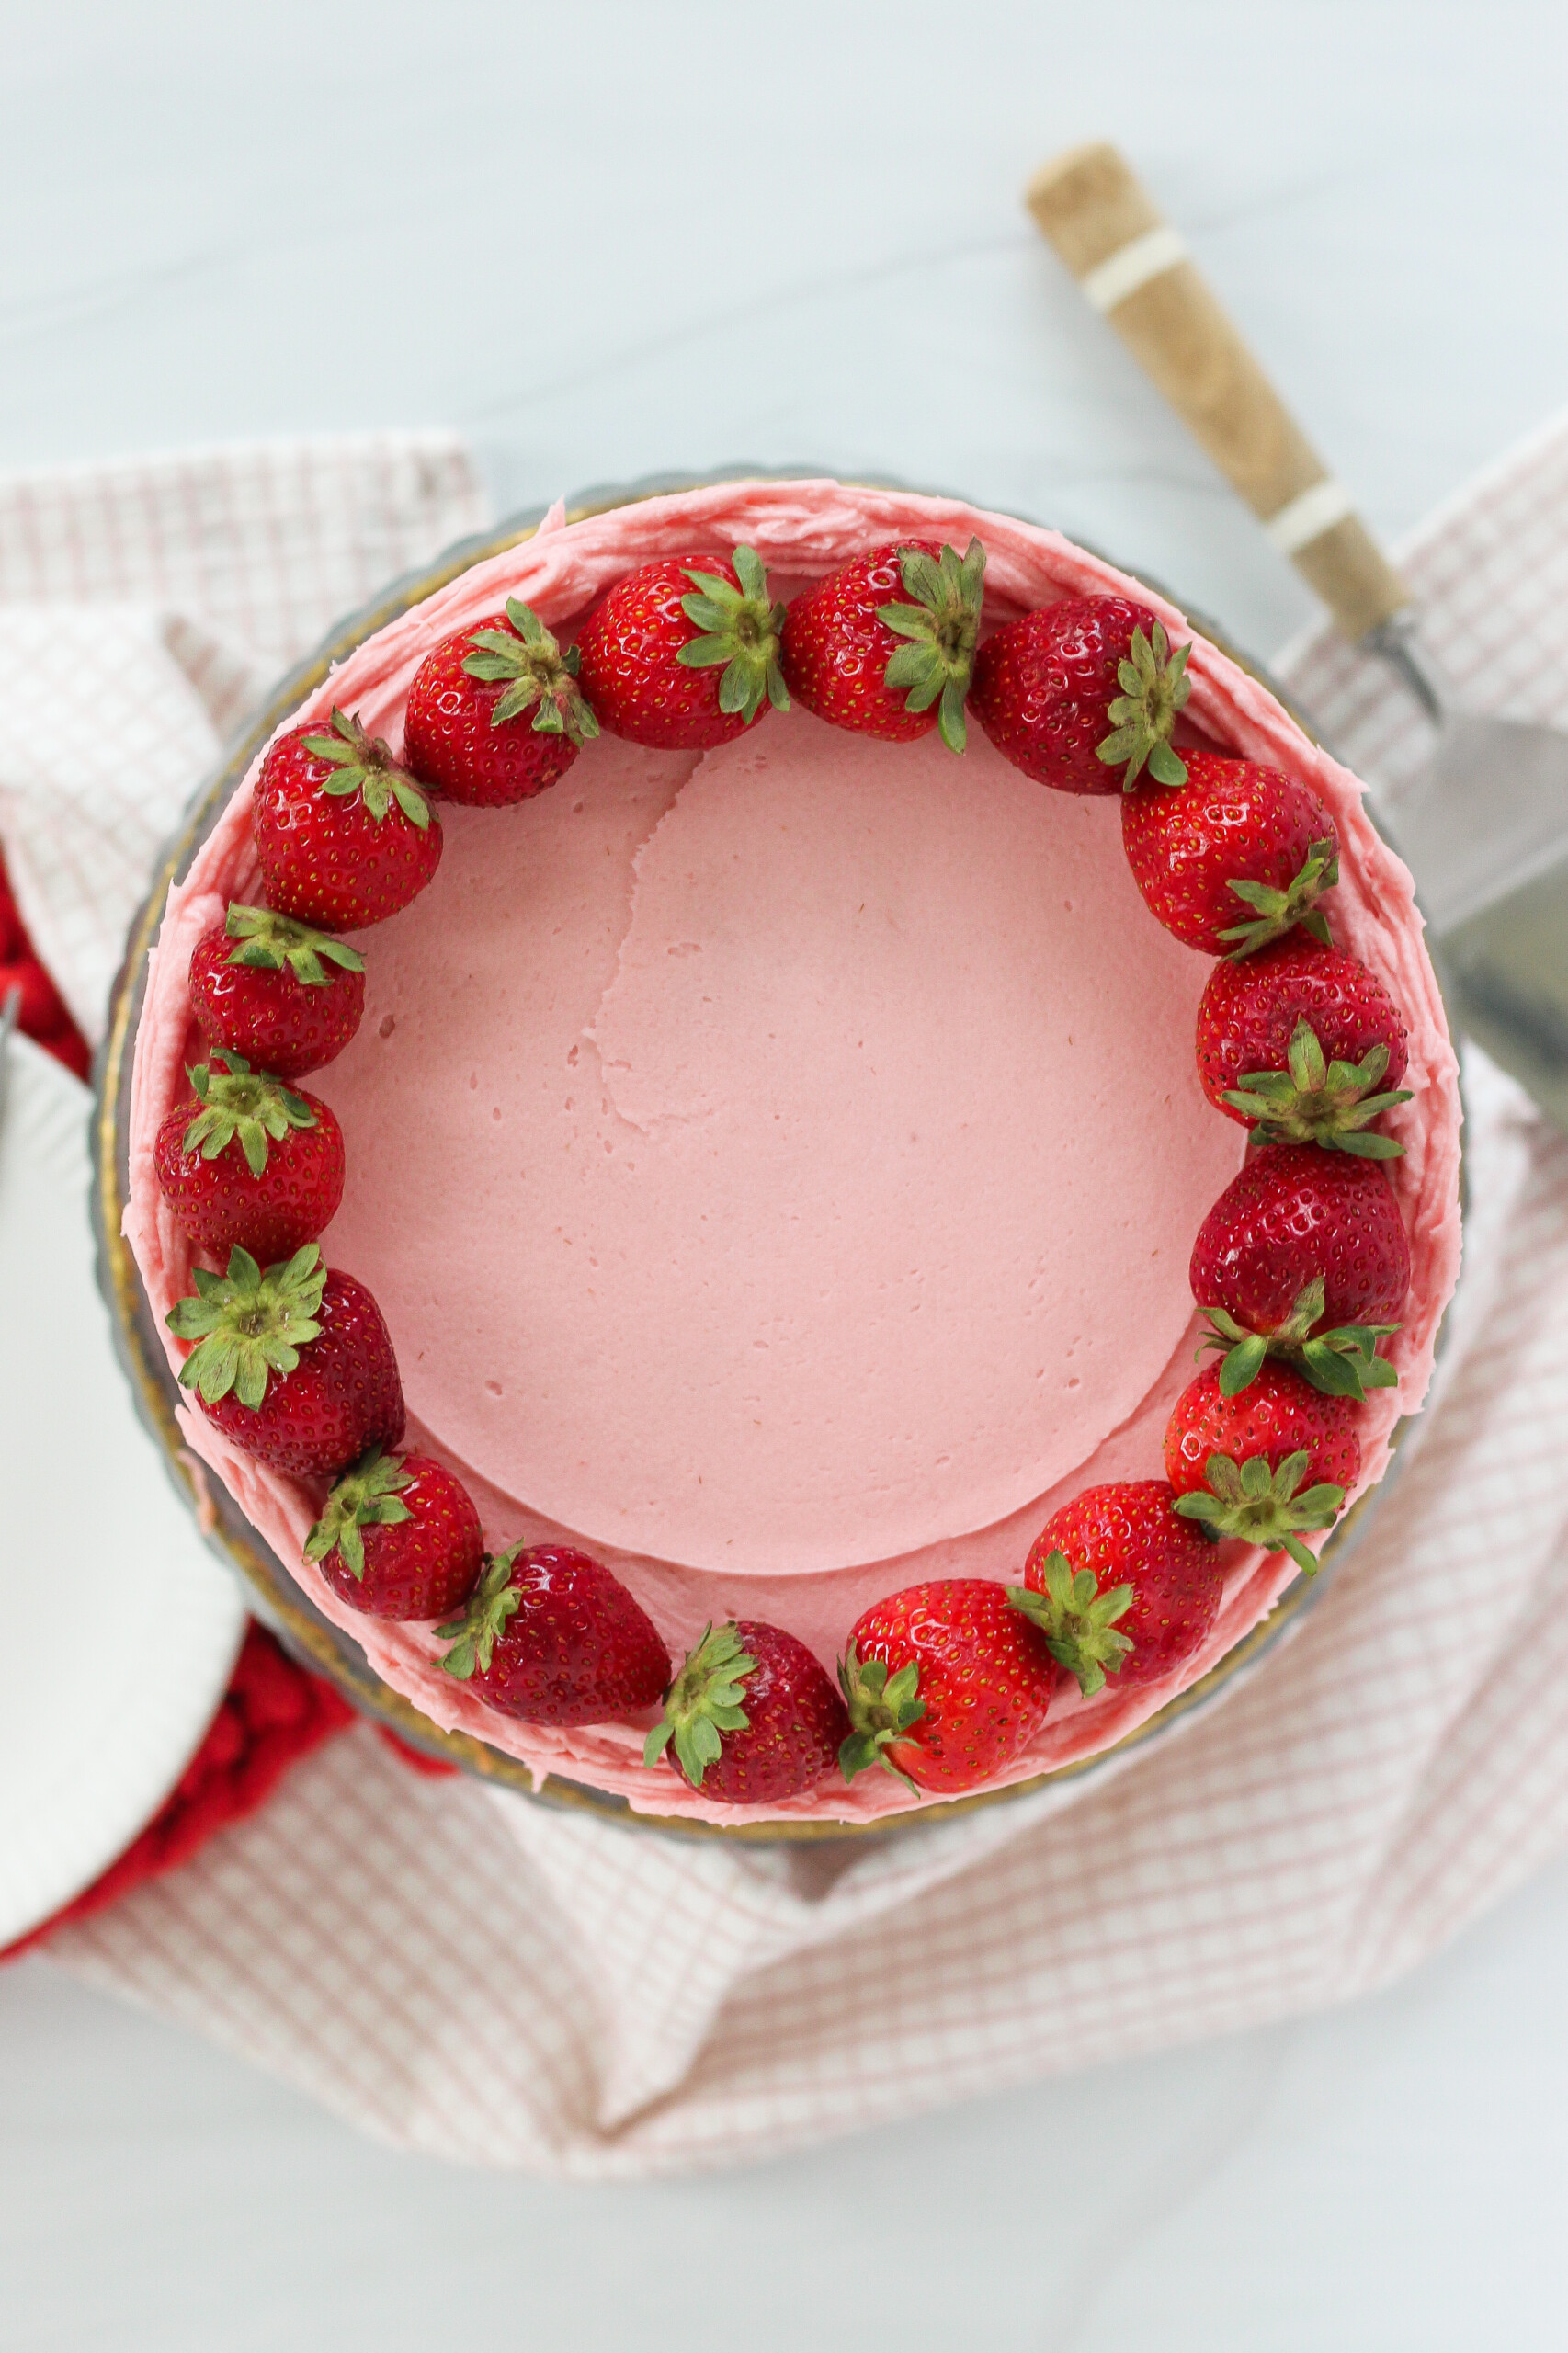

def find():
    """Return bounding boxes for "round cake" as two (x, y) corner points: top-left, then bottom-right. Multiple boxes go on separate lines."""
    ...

(123, 479), (1462, 1824)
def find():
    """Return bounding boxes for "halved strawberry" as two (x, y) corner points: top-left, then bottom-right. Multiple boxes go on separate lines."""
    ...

(255, 709), (441, 930)
(970, 596), (1191, 792)
(166, 1245), (404, 1481)
(1008, 1480), (1224, 1694)
(437, 1542), (667, 1724)
(838, 1578), (1056, 1795)
(304, 1448), (483, 1620)
(190, 904), (365, 1080)
(1196, 934), (1412, 1154)
(153, 1051), (344, 1262)
(642, 1620), (847, 1805)
(781, 540), (985, 751)
(1121, 752), (1340, 957)
(575, 549), (787, 749)
(403, 598), (597, 805)
(1165, 1360), (1359, 1572)
(1191, 1142), (1409, 1400)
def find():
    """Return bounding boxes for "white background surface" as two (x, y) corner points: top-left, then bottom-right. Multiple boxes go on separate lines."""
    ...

(4, 1), (1568, 2346)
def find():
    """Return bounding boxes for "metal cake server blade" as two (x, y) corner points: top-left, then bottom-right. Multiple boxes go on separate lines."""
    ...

(1029, 142), (1568, 1131)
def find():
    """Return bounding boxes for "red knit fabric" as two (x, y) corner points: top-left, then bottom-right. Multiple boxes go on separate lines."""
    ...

(0, 847), (92, 1081)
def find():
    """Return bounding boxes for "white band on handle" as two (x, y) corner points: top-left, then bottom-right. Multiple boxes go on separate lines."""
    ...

(1265, 477), (1357, 555)
(1079, 224), (1189, 313)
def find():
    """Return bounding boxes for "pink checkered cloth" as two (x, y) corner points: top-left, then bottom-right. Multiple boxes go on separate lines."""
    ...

(8, 426), (1568, 2177)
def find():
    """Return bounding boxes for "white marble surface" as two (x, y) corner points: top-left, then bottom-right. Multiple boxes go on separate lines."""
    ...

(5, 1), (1568, 2344)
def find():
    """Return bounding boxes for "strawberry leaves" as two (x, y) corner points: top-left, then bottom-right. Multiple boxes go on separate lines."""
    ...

(1218, 837), (1339, 959)
(836, 1643), (927, 1789)
(877, 538), (986, 754)
(180, 1051), (315, 1177)
(642, 1621), (757, 1787)
(165, 1243), (326, 1409)
(303, 1445), (415, 1580)
(222, 904), (365, 988)
(1006, 1552), (1134, 1698)
(1096, 621), (1192, 789)
(1173, 1449), (1346, 1573)
(677, 546), (790, 726)
(301, 708), (431, 830)
(436, 1544), (526, 1678)
(462, 599), (600, 745)
(1223, 1017), (1413, 1154)
(1199, 1277), (1401, 1403)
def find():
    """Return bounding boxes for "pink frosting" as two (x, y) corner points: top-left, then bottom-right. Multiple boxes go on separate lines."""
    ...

(124, 481), (1462, 1824)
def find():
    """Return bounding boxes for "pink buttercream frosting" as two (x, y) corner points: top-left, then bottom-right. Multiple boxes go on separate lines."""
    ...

(124, 481), (1462, 1824)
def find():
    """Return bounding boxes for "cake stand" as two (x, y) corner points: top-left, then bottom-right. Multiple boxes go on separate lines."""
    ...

(92, 473), (1441, 1843)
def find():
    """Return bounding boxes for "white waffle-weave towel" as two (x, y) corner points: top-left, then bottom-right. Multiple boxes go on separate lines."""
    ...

(7, 423), (1568, 2176)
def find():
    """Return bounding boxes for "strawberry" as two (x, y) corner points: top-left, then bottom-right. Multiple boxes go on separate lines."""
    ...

(1121, 752), (1340, 957)
(304, 1447), (483, 1620)
(153, 1051), (344, 1263)
(1007, 1480), (1224, 1695)
(1191, 1142), (1410, 1401)
(574, 548), (788, 749)
(190, 904), (365, 1080)
(255, 708), (441, 930)
(642, 1620), (848, 1805)
(436, 1542), (667, 1725)
(781, 539), (985, 752)
(166, 1245), (404, 1481)
(838, 1578), (1056, 1795)
(1165, 1360), (1359, 1572)
(970, 596), (1191, 793)
(1196, 934), (1412, 1154)
(403, 597), (597, 805)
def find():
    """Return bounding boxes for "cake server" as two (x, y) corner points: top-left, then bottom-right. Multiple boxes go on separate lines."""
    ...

(1028, 142), (1568, 1130)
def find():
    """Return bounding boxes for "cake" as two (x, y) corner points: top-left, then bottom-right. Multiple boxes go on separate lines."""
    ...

(124, 478), (1462, 1825)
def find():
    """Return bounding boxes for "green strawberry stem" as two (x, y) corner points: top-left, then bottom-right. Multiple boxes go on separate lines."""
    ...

(1199, 1288), (1401, 1403)
(1095, 622), (1192, 789)
(1006, 1554), (1134, 1699)
(180, 1051), (315, 1177)
(165, 1243), (326, 1409)
(1222, 1017), (1413, 1155)
(223, 904), (365, 985)
(1217, 838), (1339, 960)
(642, 1621), (756, 1786)
(836, 1643), (926, 1790)
(1173, 1449), (1346, 1573)
(301, 708), (431, 828)
(302, 1445), (414, 1580)
(461, 598), (600, 745)
(436, 1544), (526, 1678)
(877, 538), (986, 755)
(677, 546), (789, 725)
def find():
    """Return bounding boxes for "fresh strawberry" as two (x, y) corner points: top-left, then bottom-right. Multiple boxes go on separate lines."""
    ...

(1165, 1359), (1360, 1572)
(190, 904), (366, 1079)
(970, 595), (1191, 792)
(255, 708), (441, 930)
(642, 1620), (847, 1804)
(167, 1245), (404, 1481)
(153, 1051), (344, 1262)
(403, 597), (597, 805)
(574, 548), (788, 749)
(781, 539), (985, 752)
(1008, 1480), (1224, 1695)
(304, 1448), (483, 1620)
(436, 1542), (667, 1724)
(1196, 934), (1412, 1154)
(1121, 752), (1340, 956)
(838, 1578), (1056, 1795)
(1192, 1142), (1410, 1401)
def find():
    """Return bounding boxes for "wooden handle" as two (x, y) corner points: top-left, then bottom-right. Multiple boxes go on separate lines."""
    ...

(1026, 142), (1410, 641)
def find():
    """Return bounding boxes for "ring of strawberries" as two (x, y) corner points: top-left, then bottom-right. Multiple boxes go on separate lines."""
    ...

(157, 530), (1415, 1813)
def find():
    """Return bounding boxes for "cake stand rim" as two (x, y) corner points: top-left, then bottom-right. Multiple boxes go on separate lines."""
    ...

(91, 467), (1452, 1846)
